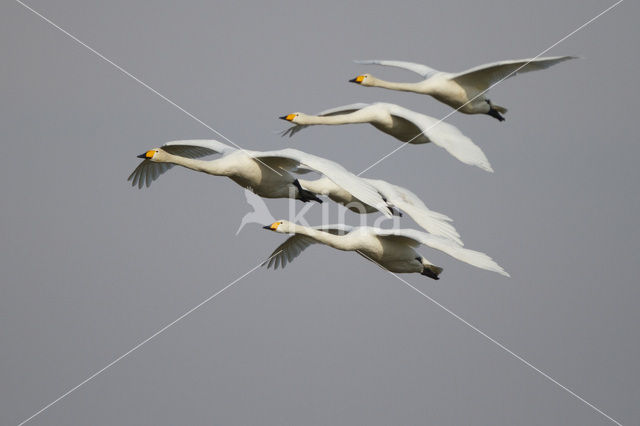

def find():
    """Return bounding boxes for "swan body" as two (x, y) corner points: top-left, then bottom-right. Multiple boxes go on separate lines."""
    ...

(351, 56), (577, 120)
(281, 102), (492, 172)
(127, 139), (391, 216)
(299, 176), (463, 245)
(263, 221), (509, 279)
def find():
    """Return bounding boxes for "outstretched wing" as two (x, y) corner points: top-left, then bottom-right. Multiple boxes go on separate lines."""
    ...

(372, 228), (510, 277)
(281, 103), (371, 138)
(449, 56), (577, 90)
(248, 148), (392, 217)
(128, 161), (176, 189)
(265, 225), (354, 269)
(364, 179), (463, 245)
(354, 59), (439, 79)
(387, 105), (493, 172)
(127, 139), (234, 188)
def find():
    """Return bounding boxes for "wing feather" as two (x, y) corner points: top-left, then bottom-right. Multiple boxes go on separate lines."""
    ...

(249, 148), (392, 217)
(162, 139), (234, 156)
(372, 228), (509, 277)
(315, 103), (371, 116)
(354, 59), (439, 79)
(365, 179), (463, 245)
(386, 105), (493, 172)
(449, 56), (577, 90)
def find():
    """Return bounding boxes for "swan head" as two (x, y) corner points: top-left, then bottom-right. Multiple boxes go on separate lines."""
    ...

(279, 113), (302, 123)
(349, 73), (372, 86)
(262, 220), (294, 234)
(136, 149), (159, 161)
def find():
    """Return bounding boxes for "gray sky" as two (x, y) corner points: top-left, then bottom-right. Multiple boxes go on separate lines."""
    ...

(1, 0), (639, 425)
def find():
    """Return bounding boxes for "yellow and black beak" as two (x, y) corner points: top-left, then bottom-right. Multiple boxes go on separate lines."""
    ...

(349, 75), (365, 84)
(279, 114), (296, 121)
(137, 150), (155, 159)
(263, 222), (280, 231)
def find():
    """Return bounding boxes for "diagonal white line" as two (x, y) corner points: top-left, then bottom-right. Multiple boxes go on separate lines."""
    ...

(16, 252), (280, 426)
(13, 0), (283, 176)
(355, 250), (623, 426)
(392, 274), (624, 425)
(357, 0), (624, 176)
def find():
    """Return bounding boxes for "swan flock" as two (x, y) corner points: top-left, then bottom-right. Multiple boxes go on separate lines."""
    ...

(130, 55), (575, 279)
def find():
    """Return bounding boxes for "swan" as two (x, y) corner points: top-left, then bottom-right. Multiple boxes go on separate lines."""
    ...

(350, 56), (577, 120)
(262, 221), (509, 279)
(298, 176), (463, 245)
(127, 139), (391, 217)
(280, 102), (492, 172)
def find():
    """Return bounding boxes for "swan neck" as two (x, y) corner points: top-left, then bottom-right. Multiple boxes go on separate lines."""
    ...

(161, 152), (229, 176)
(370, 77), (426, 93)
(292, 224), (348, 250)
(301, 112), (366, 125)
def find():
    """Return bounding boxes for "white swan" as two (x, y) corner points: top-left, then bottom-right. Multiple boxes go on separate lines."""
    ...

(299, 176), (463, 245)
(350, 56), (576, 120)
(280, 102), (492, 172)
(262, 221), (509, 279)
(127, 139), (391, 216)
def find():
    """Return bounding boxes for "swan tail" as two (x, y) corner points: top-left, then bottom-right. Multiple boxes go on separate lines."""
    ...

(493, 104), (508, 114)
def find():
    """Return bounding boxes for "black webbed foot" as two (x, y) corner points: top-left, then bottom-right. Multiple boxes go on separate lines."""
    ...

(293, 179), (323, 203)
(488, 108), (505, 122)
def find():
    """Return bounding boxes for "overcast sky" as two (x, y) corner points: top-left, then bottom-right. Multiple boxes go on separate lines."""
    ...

(1, 0), (639, 425)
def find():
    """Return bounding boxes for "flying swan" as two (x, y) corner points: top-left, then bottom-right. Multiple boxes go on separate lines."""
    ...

(350, 56), (576, 121)
(280, 102), (492, 172)
(127, 139), (391, 217)
(262, 221), (509, 279)
(298, 176), (463, 245)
